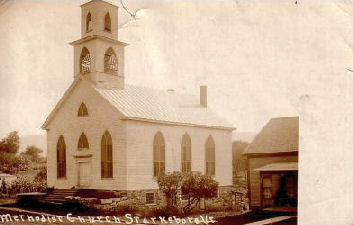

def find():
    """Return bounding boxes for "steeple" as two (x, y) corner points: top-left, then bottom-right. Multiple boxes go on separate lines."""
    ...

(70, 0), (127, 89)
(80, 0), (118, 40)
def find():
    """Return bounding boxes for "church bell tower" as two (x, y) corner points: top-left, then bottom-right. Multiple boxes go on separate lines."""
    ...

(70, 0), (127, 89)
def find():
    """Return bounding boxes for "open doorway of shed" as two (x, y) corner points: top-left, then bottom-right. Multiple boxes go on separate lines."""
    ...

(261, 171), (298, 209)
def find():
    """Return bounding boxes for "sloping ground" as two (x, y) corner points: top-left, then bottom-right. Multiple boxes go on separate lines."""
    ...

(271, 217), (297, 225)
(244, 216), (295, 225)
(215, 212), (297, 225)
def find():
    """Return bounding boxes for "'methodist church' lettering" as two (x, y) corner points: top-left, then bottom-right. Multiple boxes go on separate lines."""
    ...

(0, 213), (217, 224)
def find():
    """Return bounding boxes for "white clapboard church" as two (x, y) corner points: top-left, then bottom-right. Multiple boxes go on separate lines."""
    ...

(42, 0), (234, 202)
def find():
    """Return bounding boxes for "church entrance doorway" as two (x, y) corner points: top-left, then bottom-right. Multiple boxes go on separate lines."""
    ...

(78, 162), (90, 187)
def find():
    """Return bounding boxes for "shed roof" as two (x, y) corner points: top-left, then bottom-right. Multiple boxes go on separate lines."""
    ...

(254, 162), (298, 171)
(244, 117), (299, 155)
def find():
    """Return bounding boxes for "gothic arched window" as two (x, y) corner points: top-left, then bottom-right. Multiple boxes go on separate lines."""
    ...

(78, 133), (89, 149)
(86, 12), (92, 32)
(101, 131), (113, 178)
(205, 136), (215, 176)
(104, 47), (118, 74)
(77, 102), (88, 117)
(80, 47), (91, 74)
(181, 134), (191, 173)
(57, 136), (66, 178)
(105, 13), (111, 32)
(153, 132), (165, 177)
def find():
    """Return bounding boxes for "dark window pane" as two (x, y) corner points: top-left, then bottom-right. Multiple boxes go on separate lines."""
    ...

(105, 13), (111, 31)
(153, 132), (165, 177)
(57, 136), (66, 178)
(101, 131), (113, 178)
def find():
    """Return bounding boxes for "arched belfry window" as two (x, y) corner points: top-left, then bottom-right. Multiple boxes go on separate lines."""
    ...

(101, 131), (113, 178)
(181, 134), (191, 173)
(153, 132), (165, 177)
(104, 47), (118, 74)
(86, 12), (92, 32)
(78, 103), (88, 117)
(205, 136), (215, 176)
(104, 13), (111, 32)
(78, 133), (89, 149)
(57, 136), (66, 178)
(80, 47), (91, 74)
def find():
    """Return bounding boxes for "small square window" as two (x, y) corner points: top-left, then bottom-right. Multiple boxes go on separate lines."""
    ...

(145, 192), (155, 205)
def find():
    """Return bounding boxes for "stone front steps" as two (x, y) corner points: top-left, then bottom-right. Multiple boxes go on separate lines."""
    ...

(41, 189), (77, 204)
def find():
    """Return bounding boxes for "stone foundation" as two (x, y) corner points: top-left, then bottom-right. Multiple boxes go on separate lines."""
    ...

(204, 186), (233, 209)
(125, 189), (164, 208)
(78, 186), (248, 213)
(204, 186), (248, 211)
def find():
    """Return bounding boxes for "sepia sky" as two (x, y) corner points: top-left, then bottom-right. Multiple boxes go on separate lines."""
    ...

(0, 0), (352, 138)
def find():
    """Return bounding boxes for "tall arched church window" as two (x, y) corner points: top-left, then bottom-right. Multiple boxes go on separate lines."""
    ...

(205, 136), (215, 176)
(57, 136), (66, 178)
(105, 13), (111, 32)
(80, 47), (91, 74)
(104, 47), (118, 74)
(101, 131), (113, 178)
(181, 134), (192, 173)
(153, 132), (165, 177)
(78, 102), (88, 117)
(78, 133), (89, 149)
(86, 12), (92, 32)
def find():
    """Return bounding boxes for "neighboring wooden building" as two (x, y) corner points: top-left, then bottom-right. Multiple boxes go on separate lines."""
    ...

(41, 0), (234, 205)
(244, 117), (298, 209)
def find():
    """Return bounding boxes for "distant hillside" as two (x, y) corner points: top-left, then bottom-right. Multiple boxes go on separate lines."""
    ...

(232, 132), (257, 143)
(19, 135), (46, 156)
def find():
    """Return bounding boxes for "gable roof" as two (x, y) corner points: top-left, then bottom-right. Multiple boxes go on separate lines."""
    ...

(95, 84), (234, 129)
(42, 78), (235, 130)
(244, 117), (299, 155)
(42, 77), (83, 129)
